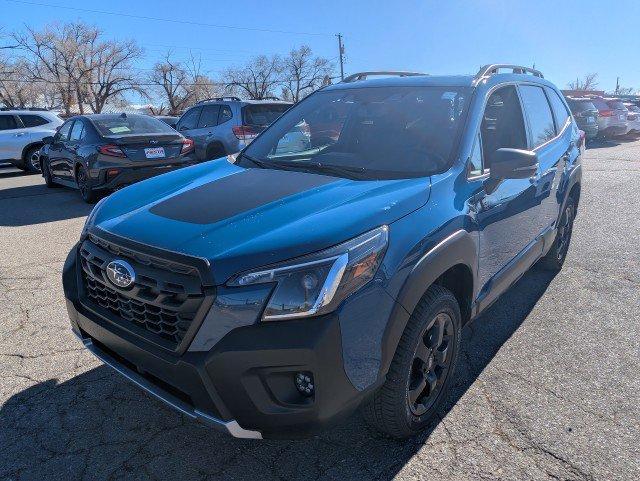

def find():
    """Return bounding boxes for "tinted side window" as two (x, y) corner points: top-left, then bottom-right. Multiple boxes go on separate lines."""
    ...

(197, 105), (220, 128)
(56, 121), (73, 141)
(69, 120), (85, 141)
(519, 85), (556, 148)
(0, 115), (18, 131)
(545, 88), (570, 131)
(19, 114), (48, 127)
(218, 105), (232, 125)
(177, 107), (201, 131)
(480, 85), (527, 167)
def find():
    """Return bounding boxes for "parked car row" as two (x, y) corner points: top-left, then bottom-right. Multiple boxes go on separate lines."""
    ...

(0, 97), (294, 202)
(564, 95), (640, 140)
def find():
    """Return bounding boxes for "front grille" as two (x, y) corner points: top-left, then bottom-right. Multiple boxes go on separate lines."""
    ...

(79, 236), (206, 349)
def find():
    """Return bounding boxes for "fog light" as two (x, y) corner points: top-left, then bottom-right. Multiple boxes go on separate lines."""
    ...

(294, 372), (314, 397)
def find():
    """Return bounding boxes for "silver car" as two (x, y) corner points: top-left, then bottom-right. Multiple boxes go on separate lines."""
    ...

(589, 97), (629, 138)
(0, 110), (63, 172)
(175, 98), (292, 161)
(623, 103), (640, 134)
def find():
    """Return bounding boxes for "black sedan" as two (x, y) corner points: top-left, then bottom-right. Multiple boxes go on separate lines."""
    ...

(40, 113), (196, 202)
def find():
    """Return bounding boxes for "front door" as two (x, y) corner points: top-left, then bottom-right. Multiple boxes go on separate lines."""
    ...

(472, 85), (544, 291)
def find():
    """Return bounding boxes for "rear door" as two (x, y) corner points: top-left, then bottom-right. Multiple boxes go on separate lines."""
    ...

(519, 84), (570, 233)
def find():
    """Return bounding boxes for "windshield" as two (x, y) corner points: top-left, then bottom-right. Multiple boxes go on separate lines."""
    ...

(92, 115), (177, 136)
(240, 86), (471, 180)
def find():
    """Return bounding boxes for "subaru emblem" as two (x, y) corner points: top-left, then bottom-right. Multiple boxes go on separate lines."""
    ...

(106, 260), (136, 289)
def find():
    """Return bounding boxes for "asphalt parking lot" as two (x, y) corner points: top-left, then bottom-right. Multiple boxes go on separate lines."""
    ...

(1, 141), (639, 481)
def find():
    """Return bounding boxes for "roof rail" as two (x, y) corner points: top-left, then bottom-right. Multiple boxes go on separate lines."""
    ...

(341, 71), (427, 83)
(475, 64), (544, 81)
(196, 96), (242, 104)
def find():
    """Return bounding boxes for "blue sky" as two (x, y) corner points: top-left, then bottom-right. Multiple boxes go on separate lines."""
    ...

(3, 0), (640, 100)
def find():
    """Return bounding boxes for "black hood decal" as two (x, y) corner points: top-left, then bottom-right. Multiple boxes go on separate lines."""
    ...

(149, 167), (339, 224)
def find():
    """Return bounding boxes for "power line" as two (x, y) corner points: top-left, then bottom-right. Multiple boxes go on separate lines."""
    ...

(5, 0), (332, 36)
(0, 78), (227, 86)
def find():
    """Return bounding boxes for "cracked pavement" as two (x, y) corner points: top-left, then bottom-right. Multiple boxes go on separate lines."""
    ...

(0, 139), (639, 480)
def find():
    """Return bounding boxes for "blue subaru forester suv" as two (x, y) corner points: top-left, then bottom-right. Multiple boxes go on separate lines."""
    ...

(63, 65), (582, 439)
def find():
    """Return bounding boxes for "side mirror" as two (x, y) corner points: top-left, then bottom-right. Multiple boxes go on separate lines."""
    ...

(490, 148), (538, 180)
(42, 136), (54, 144)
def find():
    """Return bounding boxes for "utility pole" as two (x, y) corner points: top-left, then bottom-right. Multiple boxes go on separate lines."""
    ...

(615, 76), (620, 95)
(336, 33), (345, 81)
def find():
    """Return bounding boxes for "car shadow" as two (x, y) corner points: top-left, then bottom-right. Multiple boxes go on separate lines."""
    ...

(0, 183), (92, 226)
(0, 267), (557, 480)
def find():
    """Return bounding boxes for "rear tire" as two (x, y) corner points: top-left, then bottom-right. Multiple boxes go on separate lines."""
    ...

(363, 285), (461, 438)
(538, 196), (576, 271)
(76, 165), (98, 203)
(42, 159), (58, 188)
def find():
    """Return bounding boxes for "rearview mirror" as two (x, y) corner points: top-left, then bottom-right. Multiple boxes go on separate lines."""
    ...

(42, 136), (54, 144)
(490, 148), (538, 180)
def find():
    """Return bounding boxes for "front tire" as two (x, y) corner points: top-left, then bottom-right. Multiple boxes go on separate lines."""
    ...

(363, 285), (461, 438)
(24, 145), (42, 173)
(76, 166), (98, 203)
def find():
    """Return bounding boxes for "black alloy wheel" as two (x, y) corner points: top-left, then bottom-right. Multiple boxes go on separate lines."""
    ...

(407, 312), (455, 416)
(76, 166), (98, 203)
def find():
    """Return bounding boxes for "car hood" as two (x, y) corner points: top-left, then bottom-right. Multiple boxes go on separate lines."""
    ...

(92, 159), (431, 283)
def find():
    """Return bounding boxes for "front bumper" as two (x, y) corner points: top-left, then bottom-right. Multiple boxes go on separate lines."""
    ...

(64, 244), (369, 439)
(73, 328), (261, 439)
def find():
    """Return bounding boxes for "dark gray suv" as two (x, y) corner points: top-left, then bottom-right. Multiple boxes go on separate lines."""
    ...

(176, 97), (292, 161)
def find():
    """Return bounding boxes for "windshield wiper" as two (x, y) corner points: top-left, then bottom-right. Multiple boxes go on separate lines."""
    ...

(237, 152), (269, 169)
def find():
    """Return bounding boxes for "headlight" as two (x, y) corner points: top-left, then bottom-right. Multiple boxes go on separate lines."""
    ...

(228, 226), (389, 321)
(81, 197), (107, 238)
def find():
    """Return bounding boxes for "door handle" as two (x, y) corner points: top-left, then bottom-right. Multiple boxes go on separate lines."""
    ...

(14, 132), (27, 137)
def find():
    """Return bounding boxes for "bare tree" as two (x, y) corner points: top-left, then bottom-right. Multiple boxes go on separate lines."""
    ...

(0, 58), (38, 108)
(281, 46), (333, 102)
(184, 53), (224, 102)
(567, 73), (599, 91)
(13, 23), (99, 115)
(146, 53), (193, 115)
(224, 55), (282, 99)
(12, 22), (143, 114)
(84, 39), (143, 113)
